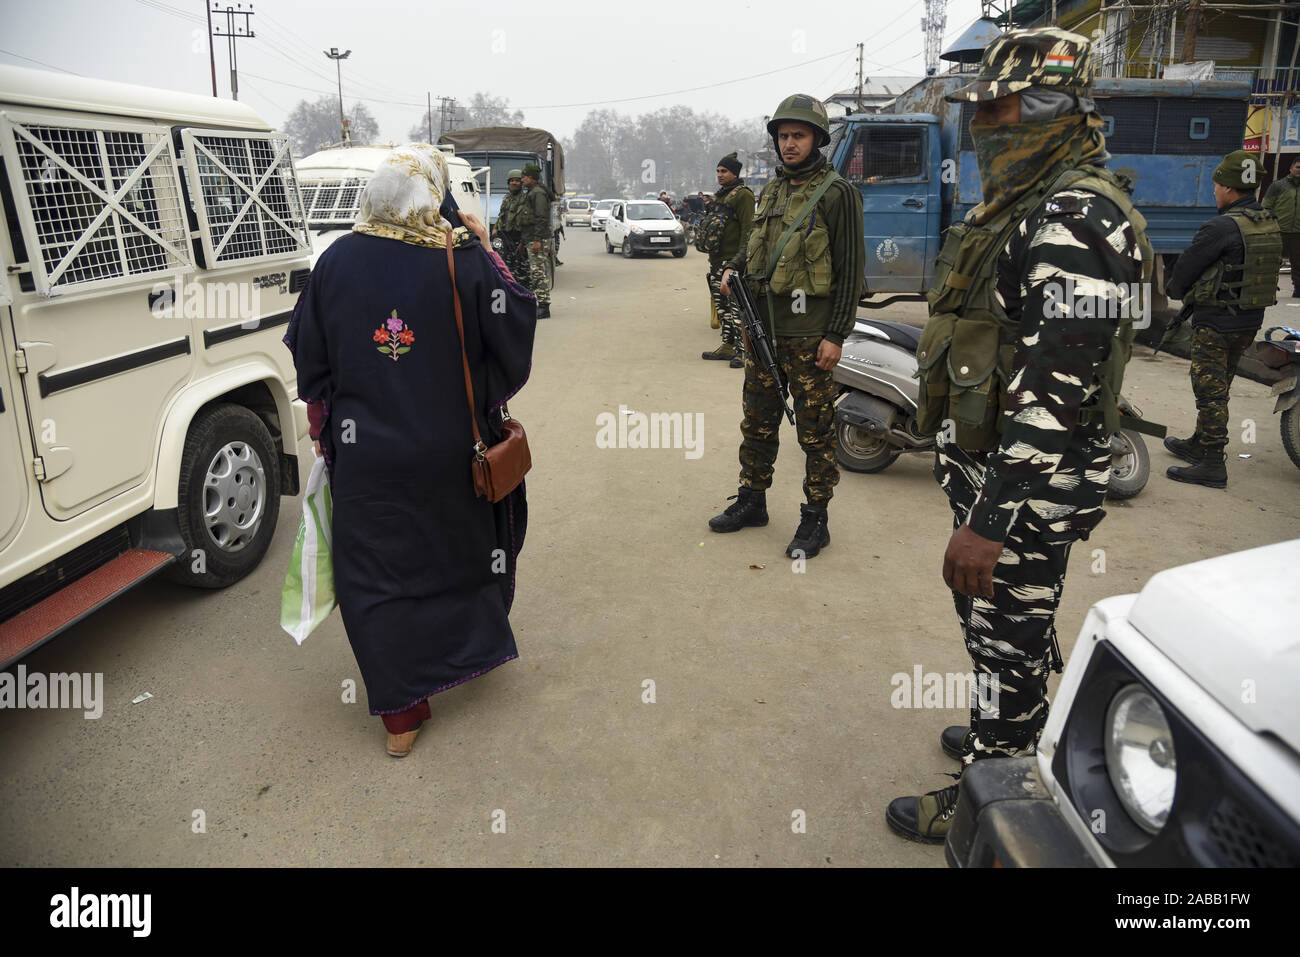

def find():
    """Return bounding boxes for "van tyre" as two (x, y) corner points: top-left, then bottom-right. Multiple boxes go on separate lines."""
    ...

(606, 235), (614, 254)
(622, 238), (635, 259)
(166, 403), (281, 589)
(672, 248), (687, 258)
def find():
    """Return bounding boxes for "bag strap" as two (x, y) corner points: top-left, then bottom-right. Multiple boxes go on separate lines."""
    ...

(763, 169), (841, 281)
(446, 235), (487, 461)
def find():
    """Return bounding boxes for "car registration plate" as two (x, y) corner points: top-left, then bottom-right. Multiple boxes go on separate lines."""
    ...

(650, 236), (670, 243)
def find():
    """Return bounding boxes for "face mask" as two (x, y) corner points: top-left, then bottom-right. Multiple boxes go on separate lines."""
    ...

(968, 112), (1103, 223)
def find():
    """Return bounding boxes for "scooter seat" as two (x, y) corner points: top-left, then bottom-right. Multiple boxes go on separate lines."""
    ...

(852, 319), (922, 353)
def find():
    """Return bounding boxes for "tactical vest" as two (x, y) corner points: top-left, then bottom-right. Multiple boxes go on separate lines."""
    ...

(915, 163), (1154, 452)
(1186, 207), (1282, 312)
(746, 168), (837, 297)
(695, 198), (733, 255)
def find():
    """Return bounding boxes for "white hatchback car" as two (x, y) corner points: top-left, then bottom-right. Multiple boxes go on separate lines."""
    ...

(589, 199), (618, 231)
(603, 200), (687, 258)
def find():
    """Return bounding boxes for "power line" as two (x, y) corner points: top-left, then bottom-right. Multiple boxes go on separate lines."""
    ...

(0, 48), (83, 75)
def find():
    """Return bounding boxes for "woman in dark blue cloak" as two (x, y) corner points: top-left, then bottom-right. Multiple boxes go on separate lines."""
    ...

(285, 145), (536, 756)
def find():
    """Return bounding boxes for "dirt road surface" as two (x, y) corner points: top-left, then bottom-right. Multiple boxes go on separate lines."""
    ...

(2, 227), (1296, 867)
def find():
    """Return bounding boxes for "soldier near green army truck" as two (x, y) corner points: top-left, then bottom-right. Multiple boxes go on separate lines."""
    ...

(886, 27), (1151, 845)
(700, 151), (755, 368)
(494, 169), (529, 288)
(1163, 150), (1282, 489)
(1262, 156), (1300, 298)
(707, 93), (865, 560)
(517, 161), (552, 319)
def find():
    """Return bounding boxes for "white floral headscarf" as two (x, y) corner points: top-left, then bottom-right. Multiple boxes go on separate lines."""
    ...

(353, 143), (458, 248)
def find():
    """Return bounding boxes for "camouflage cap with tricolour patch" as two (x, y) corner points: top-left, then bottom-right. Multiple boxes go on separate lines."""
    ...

(945, 26), (1095, 103)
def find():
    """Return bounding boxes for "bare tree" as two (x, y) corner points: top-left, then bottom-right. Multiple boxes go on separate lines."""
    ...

(284, 96), (380, 156)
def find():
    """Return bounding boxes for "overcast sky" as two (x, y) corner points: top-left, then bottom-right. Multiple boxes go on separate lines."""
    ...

(2, 0), (987, 141)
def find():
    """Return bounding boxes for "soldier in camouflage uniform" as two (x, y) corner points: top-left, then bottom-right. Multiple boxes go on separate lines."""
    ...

(1163, 150), (1282, 488)
(517, 162), (552, 319)
(707, 94), (865, 559)
(494, 169), (529, 287)
(701, 151), (756, 369)
(886, 28), (1150, 844)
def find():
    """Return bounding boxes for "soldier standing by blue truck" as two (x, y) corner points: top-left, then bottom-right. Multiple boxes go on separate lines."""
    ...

(1262, 156), (1300, 297)
(1163, 150), (1282, 489)
(887, 27), (1152, 844)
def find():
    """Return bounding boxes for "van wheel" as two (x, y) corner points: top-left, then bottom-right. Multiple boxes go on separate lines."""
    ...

(166, 403), (281, 588)
(606, 235), (614, 254)
(672, 248), (687, 258)
(622, 238), (635, 259)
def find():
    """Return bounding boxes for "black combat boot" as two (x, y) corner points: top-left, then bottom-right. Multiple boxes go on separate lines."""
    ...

(1167, 453), (1227, 489)
(940, 726), (971, 761)
(708, 487), (768, 532)
(537, 303), (550, 319)
(1163, 434), (1207, 464)
(785, 503), (830, 558)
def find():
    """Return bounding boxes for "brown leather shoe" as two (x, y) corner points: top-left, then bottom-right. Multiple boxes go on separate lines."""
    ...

(385, 722), (422, 758)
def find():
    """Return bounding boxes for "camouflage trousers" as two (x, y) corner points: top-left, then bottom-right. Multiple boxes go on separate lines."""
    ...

(526, 238), (552, 307)
(1190, 325), (1255, 452)
(739, 335), (839, 504)
(500, 233), (528, 288)
(706, 263), (746, 357)
(949, 512), (1072, 766)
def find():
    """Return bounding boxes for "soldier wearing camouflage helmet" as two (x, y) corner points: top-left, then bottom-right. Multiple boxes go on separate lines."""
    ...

(516, 161), (553, 319)
(1163, 149), (1281, 488)
(495, 169), (529, 287)
(886, 28), (1153, 844)
(709, 93), (865, 560)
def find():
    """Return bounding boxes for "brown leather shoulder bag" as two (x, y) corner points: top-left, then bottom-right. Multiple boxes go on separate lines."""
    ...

(446, 235), (531, 502)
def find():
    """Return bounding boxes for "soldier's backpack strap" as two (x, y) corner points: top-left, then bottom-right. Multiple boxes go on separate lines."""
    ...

(762, 170), (841, 282)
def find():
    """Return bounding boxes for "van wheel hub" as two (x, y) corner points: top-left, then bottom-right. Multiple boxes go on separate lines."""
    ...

(203, 442), (267, 552)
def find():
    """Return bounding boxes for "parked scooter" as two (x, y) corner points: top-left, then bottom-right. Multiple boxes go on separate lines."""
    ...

(1256, 325), (1300, 471)
(832, 318), (1153, 499)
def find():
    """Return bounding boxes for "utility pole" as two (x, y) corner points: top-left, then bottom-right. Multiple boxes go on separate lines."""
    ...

(856, 42), (864, 110)
(1181, 0), (1204, 63)
(205, 2), (217, 96)
(210, 3), (254, 101)
(324, 47), (352, 145)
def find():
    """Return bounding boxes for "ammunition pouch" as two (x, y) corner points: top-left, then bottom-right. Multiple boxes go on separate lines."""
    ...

(915, 163), (1153, 450)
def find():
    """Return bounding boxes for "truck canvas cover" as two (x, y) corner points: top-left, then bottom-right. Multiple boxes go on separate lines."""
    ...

(439, 126), (564, 196)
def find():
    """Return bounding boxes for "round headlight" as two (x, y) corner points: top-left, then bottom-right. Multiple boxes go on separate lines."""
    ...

(1104, 684), (1177, 834)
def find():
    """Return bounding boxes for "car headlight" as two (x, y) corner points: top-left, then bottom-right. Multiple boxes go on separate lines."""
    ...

(1104, 684), (1177, 834)
(629, 225), (641, 233)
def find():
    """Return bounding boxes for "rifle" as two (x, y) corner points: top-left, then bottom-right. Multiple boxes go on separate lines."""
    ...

(729, 272), (795, 425)
(1153, 301), (1194, 356)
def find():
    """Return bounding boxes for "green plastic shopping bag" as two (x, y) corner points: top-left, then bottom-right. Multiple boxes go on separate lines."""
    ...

(280, 454), (336, 644)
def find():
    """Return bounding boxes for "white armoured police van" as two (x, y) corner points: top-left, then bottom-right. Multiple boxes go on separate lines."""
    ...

(296, 144), (488, 265)
(0, 65), (313, 667)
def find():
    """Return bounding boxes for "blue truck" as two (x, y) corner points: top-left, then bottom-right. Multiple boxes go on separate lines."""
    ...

(826, 74), (1254, 333)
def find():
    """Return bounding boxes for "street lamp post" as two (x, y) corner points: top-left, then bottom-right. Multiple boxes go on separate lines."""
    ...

(324, 47), (352, 145)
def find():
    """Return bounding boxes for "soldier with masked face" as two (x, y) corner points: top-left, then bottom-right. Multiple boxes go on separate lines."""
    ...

(494, 169), (529, 286)
(886, 28), (1152, 844)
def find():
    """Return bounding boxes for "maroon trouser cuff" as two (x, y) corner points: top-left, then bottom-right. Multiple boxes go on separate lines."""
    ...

(381, 699), (430, 734)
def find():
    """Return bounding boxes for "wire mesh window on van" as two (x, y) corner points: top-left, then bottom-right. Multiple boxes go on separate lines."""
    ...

(8, 122), (191, 288)
(302, 176), (363, 226)
(846, 126), (927, 185)
(188, 132), (309, 264)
